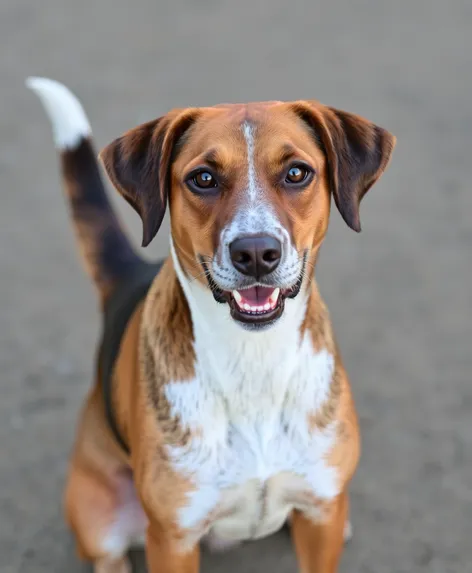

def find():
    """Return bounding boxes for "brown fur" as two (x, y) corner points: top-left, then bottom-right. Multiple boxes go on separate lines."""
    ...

(61, 98), (394, 572)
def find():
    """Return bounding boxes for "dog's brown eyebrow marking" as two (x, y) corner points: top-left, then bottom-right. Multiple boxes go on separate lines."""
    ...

(202, 148), (222, 169)
(277, 144), (299, 164)
(200, 147), (234, 173)
(265, 144), (300, 171)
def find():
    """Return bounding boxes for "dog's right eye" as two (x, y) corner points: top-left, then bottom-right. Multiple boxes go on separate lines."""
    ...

(194, 171), (215, 188)
(186, 169), (219, 194)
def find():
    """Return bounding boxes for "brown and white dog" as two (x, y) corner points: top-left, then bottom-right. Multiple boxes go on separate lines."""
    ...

(27, 77), (395, 573)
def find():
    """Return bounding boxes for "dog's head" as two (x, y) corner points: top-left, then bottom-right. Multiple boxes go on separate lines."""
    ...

(100, 101), (395, 330)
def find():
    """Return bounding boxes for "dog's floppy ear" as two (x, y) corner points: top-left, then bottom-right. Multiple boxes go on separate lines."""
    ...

(292, 102), (396, 232)
(100, 109), (199, 247)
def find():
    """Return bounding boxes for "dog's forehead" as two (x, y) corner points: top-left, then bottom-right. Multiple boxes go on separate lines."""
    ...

(178, 101), (321, 160)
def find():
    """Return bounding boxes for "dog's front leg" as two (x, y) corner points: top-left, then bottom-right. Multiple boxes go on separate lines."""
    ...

(146, 525), (200, 573)
(291, 491), (348, 573)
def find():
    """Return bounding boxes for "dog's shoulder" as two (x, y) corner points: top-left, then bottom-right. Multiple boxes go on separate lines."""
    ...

(138, 258), (197, 446)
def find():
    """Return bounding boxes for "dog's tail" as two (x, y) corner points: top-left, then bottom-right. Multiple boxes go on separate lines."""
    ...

(26, 77), (144, 303)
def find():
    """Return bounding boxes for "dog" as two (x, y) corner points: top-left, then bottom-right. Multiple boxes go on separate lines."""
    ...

(27, 77), (395, 572)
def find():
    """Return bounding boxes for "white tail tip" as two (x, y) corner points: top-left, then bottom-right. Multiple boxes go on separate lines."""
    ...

(26, 76), (92, 150)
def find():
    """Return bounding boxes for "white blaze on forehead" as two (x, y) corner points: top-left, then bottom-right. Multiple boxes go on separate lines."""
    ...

(238, 121), (282, 236)
(242, 122), (259, 202)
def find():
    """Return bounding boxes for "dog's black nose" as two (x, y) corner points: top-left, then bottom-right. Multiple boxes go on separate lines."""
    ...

(230, 235), (282, 278)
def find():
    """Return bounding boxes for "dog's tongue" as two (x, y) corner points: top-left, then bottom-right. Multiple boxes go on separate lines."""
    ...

(239, 286), (274, 305)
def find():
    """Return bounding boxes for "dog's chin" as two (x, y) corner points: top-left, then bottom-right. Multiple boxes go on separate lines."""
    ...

(211, 282), (302, 331)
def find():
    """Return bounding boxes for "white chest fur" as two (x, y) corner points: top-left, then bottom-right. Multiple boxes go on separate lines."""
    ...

(165, 244), (340, 548)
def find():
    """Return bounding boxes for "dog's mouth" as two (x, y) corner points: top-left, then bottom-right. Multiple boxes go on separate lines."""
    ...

(226, 284), (299, 325)
(198, 255), (306, 327)
(232, 286), (281, 315)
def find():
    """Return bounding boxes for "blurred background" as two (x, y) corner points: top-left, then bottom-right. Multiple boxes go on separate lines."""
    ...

(1, 1), (471, 571)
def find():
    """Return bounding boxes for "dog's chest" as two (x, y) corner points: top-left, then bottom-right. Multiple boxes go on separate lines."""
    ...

(164, 331), (340, 545)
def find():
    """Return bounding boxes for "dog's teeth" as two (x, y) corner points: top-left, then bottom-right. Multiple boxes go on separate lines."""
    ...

(269, 288), (280, 304)
(234, 288), (281, 315)
(233, 290), (242, 304)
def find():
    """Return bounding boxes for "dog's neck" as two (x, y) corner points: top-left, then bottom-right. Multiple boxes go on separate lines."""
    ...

(170, 239), (315, 390)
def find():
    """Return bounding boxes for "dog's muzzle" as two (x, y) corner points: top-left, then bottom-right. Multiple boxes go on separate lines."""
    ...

(199, 241), (307, 329)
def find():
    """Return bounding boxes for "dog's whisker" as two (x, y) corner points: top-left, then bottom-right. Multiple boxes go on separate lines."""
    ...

(188, 269), (212, 284)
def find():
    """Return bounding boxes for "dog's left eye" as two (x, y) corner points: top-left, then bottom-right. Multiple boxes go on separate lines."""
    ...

(284, 164), (313, 186)
(194, 171), (216, 188)
(186, 170), (219, 193)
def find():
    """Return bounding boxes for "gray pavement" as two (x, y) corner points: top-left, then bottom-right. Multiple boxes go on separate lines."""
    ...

(1, 1), (471, 571)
